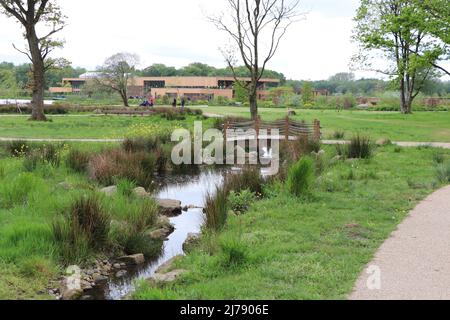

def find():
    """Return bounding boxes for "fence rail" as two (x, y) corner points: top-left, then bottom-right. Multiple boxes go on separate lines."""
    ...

(223, 117), (321, 141)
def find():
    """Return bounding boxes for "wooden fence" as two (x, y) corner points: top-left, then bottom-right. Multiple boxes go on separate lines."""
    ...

(223, 117), (321, 141)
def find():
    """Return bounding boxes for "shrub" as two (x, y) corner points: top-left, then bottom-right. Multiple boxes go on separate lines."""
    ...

(287, 157), (315, 197)
(228, 189), (256, 214)
(347, 135), (372, 159)
(66, 149), (91, 172)
(436, 162), (450, 183)
(52, 194), (110, 264)
(204, 187), (228, 231)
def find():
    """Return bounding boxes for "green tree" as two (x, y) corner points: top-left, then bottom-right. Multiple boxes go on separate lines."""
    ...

(301, 81), (314, 105)
(353, 0), (448, 114)
(234, 81), (249, 103)
(96, 53), (140, 107)
(141, 64), (177, 77)
(0, 0), (66, 121)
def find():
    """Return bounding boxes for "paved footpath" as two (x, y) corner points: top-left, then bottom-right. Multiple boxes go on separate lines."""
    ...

(323, 140), (450, 149)
(350, 185), (450, 300)
(0, 137), (449, 148)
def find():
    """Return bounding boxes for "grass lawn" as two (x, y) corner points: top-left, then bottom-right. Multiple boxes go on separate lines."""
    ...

(199, 106), (450, 142)
(0, 114), (213, 139)
(0, 108), (448, 143)
(133, 145), (450, 300)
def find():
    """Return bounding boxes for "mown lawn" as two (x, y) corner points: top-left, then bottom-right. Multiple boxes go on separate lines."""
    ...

(0, 108), (448, 142)
(133, 145), (450, 300)
(200, 106), (450, 142)
(0, 114), (213, 139)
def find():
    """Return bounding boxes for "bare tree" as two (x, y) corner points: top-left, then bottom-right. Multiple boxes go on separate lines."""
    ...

(209, 0), (301, 120)
(95, 53), (140, 107)
(0, 0), (66, 121)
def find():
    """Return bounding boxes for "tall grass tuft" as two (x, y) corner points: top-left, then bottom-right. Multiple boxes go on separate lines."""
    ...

(88, 149), (154, 187)
(66, 149), (91, 172)
(52, 194), (110, 265)
(224, 166), (264, 195)
(436, 162), (450, 183)
(287, 157), (315, 197)
(347, 135), (372, 159)
(204, 187), (229, 231)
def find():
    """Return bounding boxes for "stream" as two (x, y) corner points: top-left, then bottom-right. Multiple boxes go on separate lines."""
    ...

(87, 169), (224, 300)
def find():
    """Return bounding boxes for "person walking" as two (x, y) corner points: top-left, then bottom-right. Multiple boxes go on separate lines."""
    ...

(172, 98), (177, 108)
(181, 97), (186, 111)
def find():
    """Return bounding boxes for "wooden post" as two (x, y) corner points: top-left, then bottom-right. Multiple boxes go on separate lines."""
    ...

(314, 119), (321, 141)
(285, 116), (290, 141)
(224, 120), (229, 142)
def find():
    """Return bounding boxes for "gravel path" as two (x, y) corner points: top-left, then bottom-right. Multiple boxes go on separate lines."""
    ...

(350, 185), (450, 300)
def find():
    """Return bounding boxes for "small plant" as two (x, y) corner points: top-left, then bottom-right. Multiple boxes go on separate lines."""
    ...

(204, 187), (228, 231)
(228, 189), (256, 214)
(333, 131), (345, 140)
(5, 140), (30, 157)
(347, 135), (372, 159)
(116, 178), (137, 198)
(394, 146), (402, 153)
(287, 157), (315, 197)
(220, 236), (248, 268)
(66, 149), (90, 172)
(436, 162), (450, 184)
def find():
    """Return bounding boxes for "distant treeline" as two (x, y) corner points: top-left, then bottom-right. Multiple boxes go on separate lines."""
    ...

(1, 61), (449, 97)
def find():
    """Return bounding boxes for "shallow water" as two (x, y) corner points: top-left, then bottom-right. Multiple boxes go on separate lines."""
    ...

(87, 169), (224, 300)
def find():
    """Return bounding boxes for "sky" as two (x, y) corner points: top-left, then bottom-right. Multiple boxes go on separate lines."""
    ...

(0, 0), (446, 81)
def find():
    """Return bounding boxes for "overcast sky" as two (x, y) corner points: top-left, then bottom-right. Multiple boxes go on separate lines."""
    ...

(0, 0), (446, 81)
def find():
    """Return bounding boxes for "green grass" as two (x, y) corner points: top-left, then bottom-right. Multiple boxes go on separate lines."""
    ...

(0, 113), (212, 139)
(133, 145), (450, 300)
(0, 142), (163, 299)
(200, 106), (450, 142)
(0, 107), (448, 142)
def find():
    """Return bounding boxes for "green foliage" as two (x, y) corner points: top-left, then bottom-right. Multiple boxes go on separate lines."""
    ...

(116, 178), (137, 198)
(287, 157), (315, 197)
(228, 189), (256, 214)
(302, 81), (314, 105)
(234, 81), (249, 103)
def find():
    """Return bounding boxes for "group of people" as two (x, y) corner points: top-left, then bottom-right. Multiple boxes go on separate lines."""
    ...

(140, 95), (155, 107)
(172, 97), (186, 110)
(140, 95), (186, 110)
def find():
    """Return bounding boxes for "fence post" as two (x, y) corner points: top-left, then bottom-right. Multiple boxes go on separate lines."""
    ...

(285, 116), (290, 141)
(314, 119), (321, 141)
(224, 120), (229, 142)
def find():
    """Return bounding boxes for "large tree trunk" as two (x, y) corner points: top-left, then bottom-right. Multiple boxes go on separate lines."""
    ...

(27, 29), (47, 121)
(120, 91), (129, 107)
